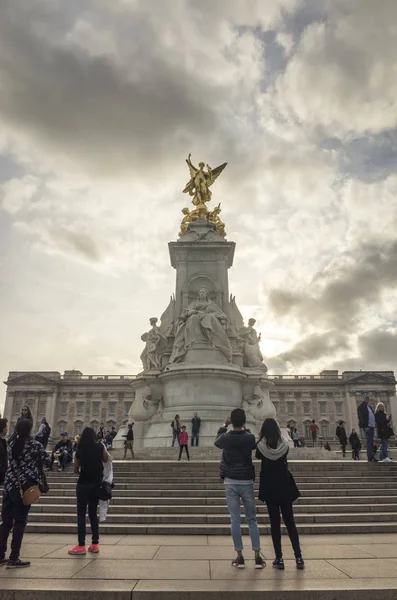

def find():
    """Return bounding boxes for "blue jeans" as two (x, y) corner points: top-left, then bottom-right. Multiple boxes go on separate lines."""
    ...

(191, 433), (199, 447)
(366, 427), (375, 461)
(380, 438), (389, 460)
(225, 484), (260, 552)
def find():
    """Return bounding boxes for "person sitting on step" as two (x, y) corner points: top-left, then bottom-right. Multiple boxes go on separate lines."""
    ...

(51, 432), (73, 472)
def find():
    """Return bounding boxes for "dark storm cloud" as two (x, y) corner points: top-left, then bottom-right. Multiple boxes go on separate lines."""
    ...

(268, 239), (397, 330)
(267, 330), (350, 372)
(0, 0), (219, 175)
(331, 328), (397, 372)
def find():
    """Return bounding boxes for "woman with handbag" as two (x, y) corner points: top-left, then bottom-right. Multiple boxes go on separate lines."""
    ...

(0, 419), (50, 568)
(68, 427), (107, 556)
(256, 418), (304, 571)
(375, 403), (393, 462)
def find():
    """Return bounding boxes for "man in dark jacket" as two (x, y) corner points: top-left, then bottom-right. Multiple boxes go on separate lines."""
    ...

(191, 413), (201, 447)
(357, 396), (377, 462)
(0, 419), (8, 484)
(214, 408), (264, 569)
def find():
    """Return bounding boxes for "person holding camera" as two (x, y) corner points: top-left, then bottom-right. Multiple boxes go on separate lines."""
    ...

(214, 409), (264, 570)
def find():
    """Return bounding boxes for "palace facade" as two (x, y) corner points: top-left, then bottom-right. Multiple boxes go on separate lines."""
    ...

(3, 369), (396, 441)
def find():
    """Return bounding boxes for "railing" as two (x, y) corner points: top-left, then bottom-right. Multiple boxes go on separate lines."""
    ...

(61, 375), (136, 381)
(268, 374), (343, 380)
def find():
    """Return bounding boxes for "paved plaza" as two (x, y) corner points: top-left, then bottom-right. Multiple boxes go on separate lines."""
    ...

(1, 532), (397, 599)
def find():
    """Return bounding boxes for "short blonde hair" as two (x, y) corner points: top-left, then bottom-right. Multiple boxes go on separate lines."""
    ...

(375, 402), (385, 413)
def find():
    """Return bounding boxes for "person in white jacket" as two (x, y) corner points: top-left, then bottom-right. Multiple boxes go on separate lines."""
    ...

(99, 446), (114, 523)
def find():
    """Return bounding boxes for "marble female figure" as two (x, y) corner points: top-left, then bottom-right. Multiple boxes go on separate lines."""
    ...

(170, 287), (232, 363)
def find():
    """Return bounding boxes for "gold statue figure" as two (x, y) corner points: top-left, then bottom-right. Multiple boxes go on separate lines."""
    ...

(179, 207), (199, 237)
(183, 153), (227, 217)
(207, 203), (226, 238)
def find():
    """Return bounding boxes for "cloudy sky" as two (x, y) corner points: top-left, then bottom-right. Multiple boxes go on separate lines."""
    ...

(1, 0), (397, 397)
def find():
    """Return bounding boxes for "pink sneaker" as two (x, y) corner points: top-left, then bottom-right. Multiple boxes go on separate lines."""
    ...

(88, 544), (100, 553)
(68, 545), (86, 555)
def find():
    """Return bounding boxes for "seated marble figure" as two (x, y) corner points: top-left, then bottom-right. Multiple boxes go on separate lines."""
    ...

(170, 287), (232, 363)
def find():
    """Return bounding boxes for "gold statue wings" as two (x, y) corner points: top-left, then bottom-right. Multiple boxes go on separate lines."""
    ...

(183, 153), (227, 193)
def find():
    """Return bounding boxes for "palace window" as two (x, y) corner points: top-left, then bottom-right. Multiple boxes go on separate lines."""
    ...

(335, 403), (343, 417)
(303, 402), (311, 415)
(75, 423), (82, 436)
(76, 402), (85, 417)
(305, 424), (311, 438)
(124, 402), (133, 416)
(60, 403), (68, 416)
(92, 402), (101, 416)
(108, 403), (116, 417)
(321, 424), (329, 438)
(38, 402), (46, 416)
(319, 403), (327, 416)
(287, 402), (295, 415)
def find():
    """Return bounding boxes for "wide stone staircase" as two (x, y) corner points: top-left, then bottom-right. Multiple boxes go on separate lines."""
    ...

(27, 460), (397, 536)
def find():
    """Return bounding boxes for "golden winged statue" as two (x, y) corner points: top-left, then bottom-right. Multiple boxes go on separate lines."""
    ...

(183, 153), (227, 217)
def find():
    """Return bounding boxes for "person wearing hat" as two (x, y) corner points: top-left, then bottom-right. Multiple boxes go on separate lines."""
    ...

(50, 432), (73, 471)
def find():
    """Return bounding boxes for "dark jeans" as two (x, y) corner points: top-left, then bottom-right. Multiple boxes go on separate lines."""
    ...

(352, 449), (360, 460)
(0, 489), (31, 562)
(266, 501), (301, 559)
(341, 443), (346, 457)
(366, 427), (375, 461)
(311, 434), (317, 447)
(178, 444), (190, 460)
(293, 440), (299, 448)
(172, 430), (180, 447)
(51, 451), (72, 471)
(191, 433), (199, 447)
(76, 483), (99, 547)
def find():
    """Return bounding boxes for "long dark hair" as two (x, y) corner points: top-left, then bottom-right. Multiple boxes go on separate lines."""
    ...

(21, 405), (33, 421)
(77, 427), (101, 468)
(12, 419), (33, 461)
(259, 418), (281, 449)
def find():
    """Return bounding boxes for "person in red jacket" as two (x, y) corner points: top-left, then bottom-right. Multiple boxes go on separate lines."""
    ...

(178, 426), (190, 461)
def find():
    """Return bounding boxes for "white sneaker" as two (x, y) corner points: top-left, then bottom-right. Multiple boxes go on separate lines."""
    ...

(383, 457), (393, 462)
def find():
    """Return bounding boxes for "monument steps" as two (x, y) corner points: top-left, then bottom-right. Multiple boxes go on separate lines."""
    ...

(18, 460), (397, 536)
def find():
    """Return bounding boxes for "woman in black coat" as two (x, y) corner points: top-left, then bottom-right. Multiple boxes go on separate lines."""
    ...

(375, 402), (392, 461)
(8, 406), (34, 444)
(256, 418), (304, 570)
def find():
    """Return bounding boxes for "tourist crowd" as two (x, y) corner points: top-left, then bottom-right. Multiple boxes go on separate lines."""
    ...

(0, 394), (393, 569)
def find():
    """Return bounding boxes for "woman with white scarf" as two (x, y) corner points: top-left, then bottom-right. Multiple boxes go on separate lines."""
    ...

(256, 418), (304, 571)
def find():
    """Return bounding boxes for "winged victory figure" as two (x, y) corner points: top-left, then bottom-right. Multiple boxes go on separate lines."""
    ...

(183, 153), (227, 210)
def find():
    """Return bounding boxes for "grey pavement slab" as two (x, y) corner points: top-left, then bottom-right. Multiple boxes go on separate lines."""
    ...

(210, 559), (348, 580)
(352, 543), (397, 558)
(0, 558), (93, 579)
(154, 544), (374, 561)
(32, 533), (127, 545)
(328, 557), (397, 578)
(118, 535), (208, 546)
(17, 543), (68, 558)
(0, 578), (135, 600)
(74, 558), (210, 580)
(131, 578), (397, 600)
(47, 544), (159, 560)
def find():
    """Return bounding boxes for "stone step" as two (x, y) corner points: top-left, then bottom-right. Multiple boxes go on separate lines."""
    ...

(47, 474), (397, 485)
(29, 502), (397, 514)
(26, 511), (397, 524)
(25, 521), (397, 536)
(35, 494), (397, 506)
(38, 487), (397, 497)
(44, 480), (397, 490)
